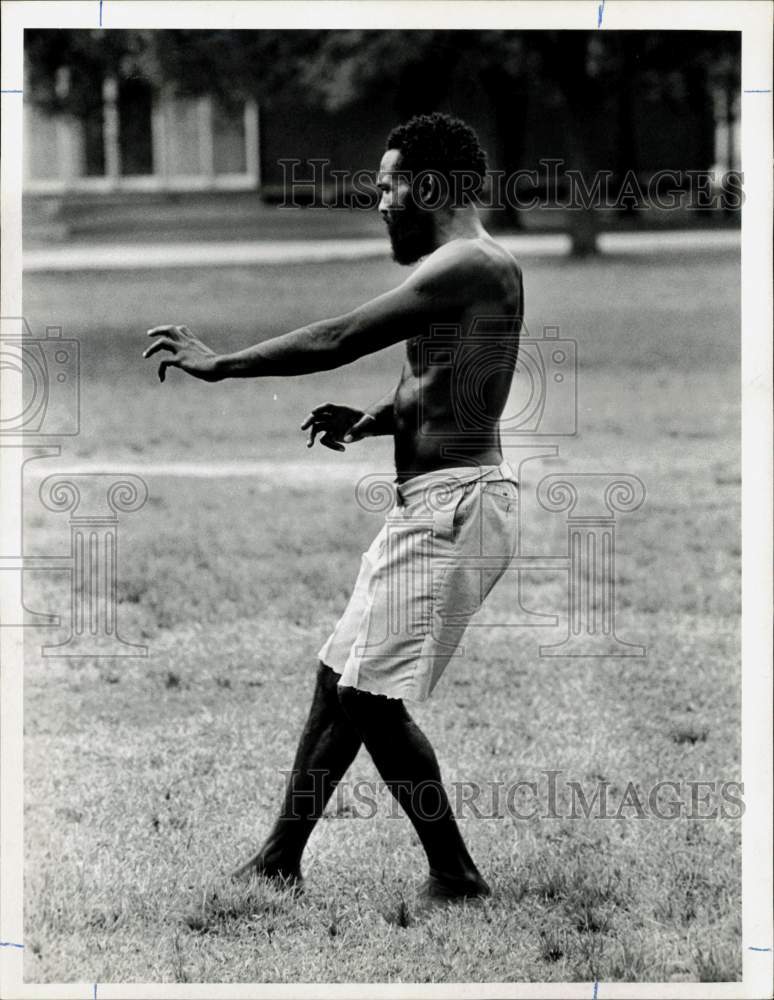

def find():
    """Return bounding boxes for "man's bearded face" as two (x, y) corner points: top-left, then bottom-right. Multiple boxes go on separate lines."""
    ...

(385, 193), (436, 265)
(378, 149), (436, 266)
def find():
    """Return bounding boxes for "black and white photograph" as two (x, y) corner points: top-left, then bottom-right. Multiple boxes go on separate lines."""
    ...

(1, 1), (771, 997)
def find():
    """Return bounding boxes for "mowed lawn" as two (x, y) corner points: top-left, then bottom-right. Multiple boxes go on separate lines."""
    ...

(21, 247), (741, 984)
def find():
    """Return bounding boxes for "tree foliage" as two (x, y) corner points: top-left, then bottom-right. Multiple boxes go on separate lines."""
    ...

(26, 28), (738, 116)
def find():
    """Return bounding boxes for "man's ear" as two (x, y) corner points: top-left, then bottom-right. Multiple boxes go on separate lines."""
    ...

(417, 172), (436, 207)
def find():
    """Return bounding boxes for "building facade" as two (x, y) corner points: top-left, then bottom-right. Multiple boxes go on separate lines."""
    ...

(24, 68), (259, 194)
(23, 67), (739, 201)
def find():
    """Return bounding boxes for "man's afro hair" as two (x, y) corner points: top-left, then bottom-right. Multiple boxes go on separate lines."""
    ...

(386, 112), (488, 200)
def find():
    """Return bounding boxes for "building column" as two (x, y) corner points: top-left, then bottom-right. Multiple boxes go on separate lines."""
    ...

(54, 67), (84, 186)
(244, 99), (260, 189)
(102, 76), (121, 189)
(197, 95), (215, 186)
(151, 87), (169, 187)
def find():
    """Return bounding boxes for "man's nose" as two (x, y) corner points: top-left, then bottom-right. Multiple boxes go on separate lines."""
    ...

(378, 193), (390, 216)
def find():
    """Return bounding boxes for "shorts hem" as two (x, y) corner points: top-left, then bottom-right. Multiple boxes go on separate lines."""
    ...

(335, 673), (426, 703)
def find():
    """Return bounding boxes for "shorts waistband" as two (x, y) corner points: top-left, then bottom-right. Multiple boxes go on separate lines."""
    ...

(395, 461), (517, 506)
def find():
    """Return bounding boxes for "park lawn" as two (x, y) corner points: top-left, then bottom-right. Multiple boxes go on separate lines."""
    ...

(21, 248), (741, 983)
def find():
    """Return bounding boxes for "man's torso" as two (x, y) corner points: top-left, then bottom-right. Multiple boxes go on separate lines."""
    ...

(392, 236), (523, 483)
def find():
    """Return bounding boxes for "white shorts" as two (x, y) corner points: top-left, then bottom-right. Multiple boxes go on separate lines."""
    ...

(318, 462), (519, 702)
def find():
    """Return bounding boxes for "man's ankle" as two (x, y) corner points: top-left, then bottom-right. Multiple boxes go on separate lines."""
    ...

(231, 844), (303, 882)
(427, 867), (491, 898)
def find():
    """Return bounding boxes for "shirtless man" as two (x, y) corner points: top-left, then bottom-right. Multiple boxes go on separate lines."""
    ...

(144, 113), (523, 902)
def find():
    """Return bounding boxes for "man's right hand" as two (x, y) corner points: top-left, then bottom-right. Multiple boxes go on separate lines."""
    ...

(300, 403), (376, 451)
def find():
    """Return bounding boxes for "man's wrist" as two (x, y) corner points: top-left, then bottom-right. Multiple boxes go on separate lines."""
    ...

(359, 413), (379, 438)
(363, 409), (394, 436)
(211, 353), (253, 380)
(212, 349), (271, 380)
(210, 354), (229, 381)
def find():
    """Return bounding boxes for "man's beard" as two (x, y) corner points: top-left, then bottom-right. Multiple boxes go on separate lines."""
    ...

(386, 203), (435, 265)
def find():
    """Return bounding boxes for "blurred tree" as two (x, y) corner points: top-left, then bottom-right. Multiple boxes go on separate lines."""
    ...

(25, 29), (739, 254)
(24, 29), (326, 113)
(292, 29), (738, 253)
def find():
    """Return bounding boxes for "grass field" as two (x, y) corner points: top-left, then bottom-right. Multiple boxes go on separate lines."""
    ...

(21, 246), (741, 984)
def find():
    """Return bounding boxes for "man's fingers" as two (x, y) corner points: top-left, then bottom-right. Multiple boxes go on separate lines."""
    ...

(303, 416), (334, 446)
(320, 433), (345, 452)
(158, 358), (180, 382)
(144, 337), (178, 359)
(307, 422), (325, 448)
(303, 403), (333, 423)
(301, 411), (328, 430)
(308, 402), (335, 418)
(301, 403), (337, 430)
(146, 325), (182, 339)
(302, 417), (348, 449)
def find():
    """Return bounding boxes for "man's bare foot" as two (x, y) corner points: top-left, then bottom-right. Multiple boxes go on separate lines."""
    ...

(417, 868), (491, 907)
(230, 850), (303, 890)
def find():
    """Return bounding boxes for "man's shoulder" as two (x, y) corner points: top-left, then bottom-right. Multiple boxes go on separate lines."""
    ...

(413, 237), (520, 291)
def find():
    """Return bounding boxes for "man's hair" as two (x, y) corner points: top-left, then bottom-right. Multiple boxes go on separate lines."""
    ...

(386, 112), (488, 202)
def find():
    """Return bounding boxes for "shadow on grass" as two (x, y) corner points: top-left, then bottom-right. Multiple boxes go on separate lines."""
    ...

(183, 875), (303, 936)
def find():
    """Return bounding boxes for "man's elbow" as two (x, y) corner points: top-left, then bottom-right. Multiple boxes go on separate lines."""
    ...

(327, 315), (366, 367)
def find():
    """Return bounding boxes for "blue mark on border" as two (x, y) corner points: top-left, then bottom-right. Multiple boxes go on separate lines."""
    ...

(0, 941), (24, 949)
(743, 89), (771, 93)
(748, 946), (772, 951)
(93, 984), (97, 999)
(99, 1), (103, 27)
(597, 0), (606, 28)
(1, 89), (23, 94)
(593, 981), (599, 999)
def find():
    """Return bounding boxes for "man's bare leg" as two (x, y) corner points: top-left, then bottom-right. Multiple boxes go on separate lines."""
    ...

(232, 662), (362, 883)
(337, 685), (490, 899)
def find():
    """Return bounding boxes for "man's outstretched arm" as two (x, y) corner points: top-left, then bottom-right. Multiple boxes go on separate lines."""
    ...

(143, 241), (488, 382)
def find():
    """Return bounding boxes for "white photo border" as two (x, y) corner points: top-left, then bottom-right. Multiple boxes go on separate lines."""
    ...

(1, 2), (771, 998)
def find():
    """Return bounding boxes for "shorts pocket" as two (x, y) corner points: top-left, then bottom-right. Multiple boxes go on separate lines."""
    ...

(481, 480), (518, 514)
(432, 482), (478, 543)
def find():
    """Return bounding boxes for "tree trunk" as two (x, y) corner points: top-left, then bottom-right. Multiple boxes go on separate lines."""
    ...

(616, 34), (639, 220)
(562, 100), (600, 256)
(552, 34), (600, 256)
(481, 68), (529, 229)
